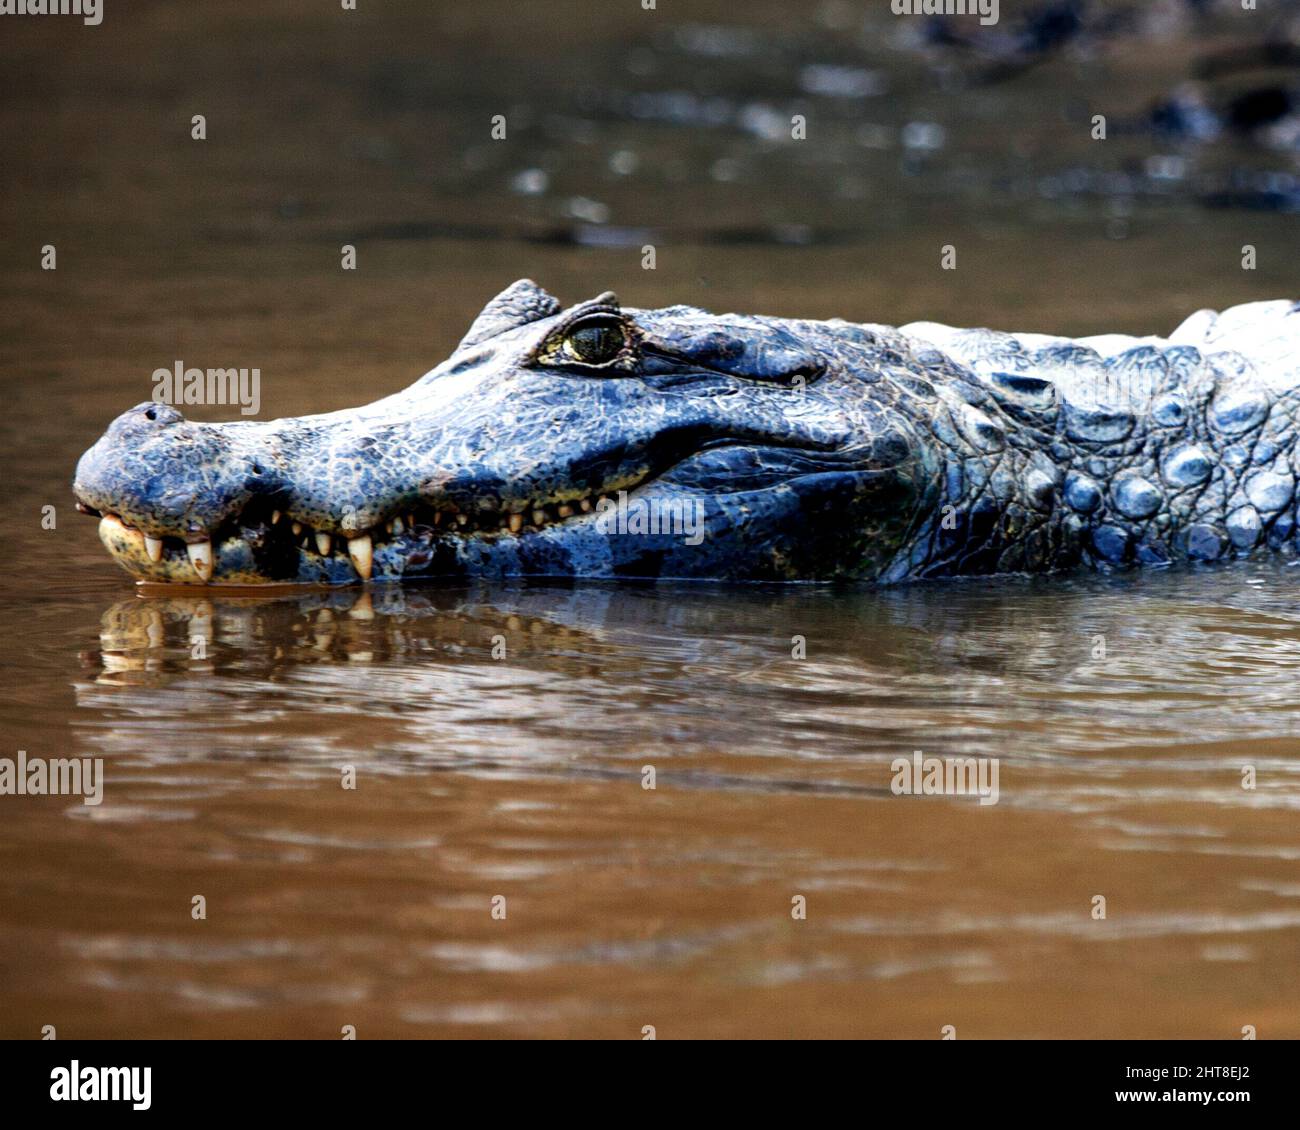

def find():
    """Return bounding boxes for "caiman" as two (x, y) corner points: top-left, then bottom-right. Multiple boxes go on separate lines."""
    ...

(73, 280), (1300, 585)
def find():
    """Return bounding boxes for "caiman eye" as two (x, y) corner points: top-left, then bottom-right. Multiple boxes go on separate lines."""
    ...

(564, 317), (625, 365)
(533, 306), (636, 373)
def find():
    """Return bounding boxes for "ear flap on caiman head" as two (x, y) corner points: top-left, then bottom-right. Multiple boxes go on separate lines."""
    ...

(458, 279), (563, 350)
(636, 314), (827, 386)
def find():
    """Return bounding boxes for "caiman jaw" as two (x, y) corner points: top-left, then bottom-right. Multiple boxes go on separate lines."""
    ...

(83, 489), (616, 585)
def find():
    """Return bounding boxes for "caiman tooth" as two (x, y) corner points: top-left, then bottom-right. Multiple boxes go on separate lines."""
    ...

(316, 531), (332, 556)
(271, 510), (282, 525)
(348, 533), (373, 581)
(508, 513), (524, 534)
(579, 498), (593, 512)
(186, 540), (213, 582)
(291, 521), (303, 536)
(557, 504), (574, 519)
(144, 535), (164, 562)
(432, 512), (443, 527)
(99, 514), (140, 549)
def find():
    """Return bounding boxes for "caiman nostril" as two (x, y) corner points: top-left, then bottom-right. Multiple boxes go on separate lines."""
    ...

(125, 402), (183, 430)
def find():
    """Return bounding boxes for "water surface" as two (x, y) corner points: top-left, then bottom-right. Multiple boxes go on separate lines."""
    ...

(3, 561), (1300, 1037)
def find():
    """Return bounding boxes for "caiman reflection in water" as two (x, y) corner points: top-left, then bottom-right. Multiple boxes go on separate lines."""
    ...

(34, 571), (1293, 1037)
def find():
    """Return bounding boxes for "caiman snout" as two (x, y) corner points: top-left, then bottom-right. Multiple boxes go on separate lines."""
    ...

(74, 402), (293, 583)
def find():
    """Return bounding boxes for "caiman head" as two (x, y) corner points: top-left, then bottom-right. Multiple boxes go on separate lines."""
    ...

(74, 280), (942, 585)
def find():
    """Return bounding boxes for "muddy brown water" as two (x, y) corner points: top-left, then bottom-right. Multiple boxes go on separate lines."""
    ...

(2, 2), (1299, 1038)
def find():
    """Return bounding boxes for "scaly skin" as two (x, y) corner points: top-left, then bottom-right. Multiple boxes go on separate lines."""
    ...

(73, 280), (1300, 586)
